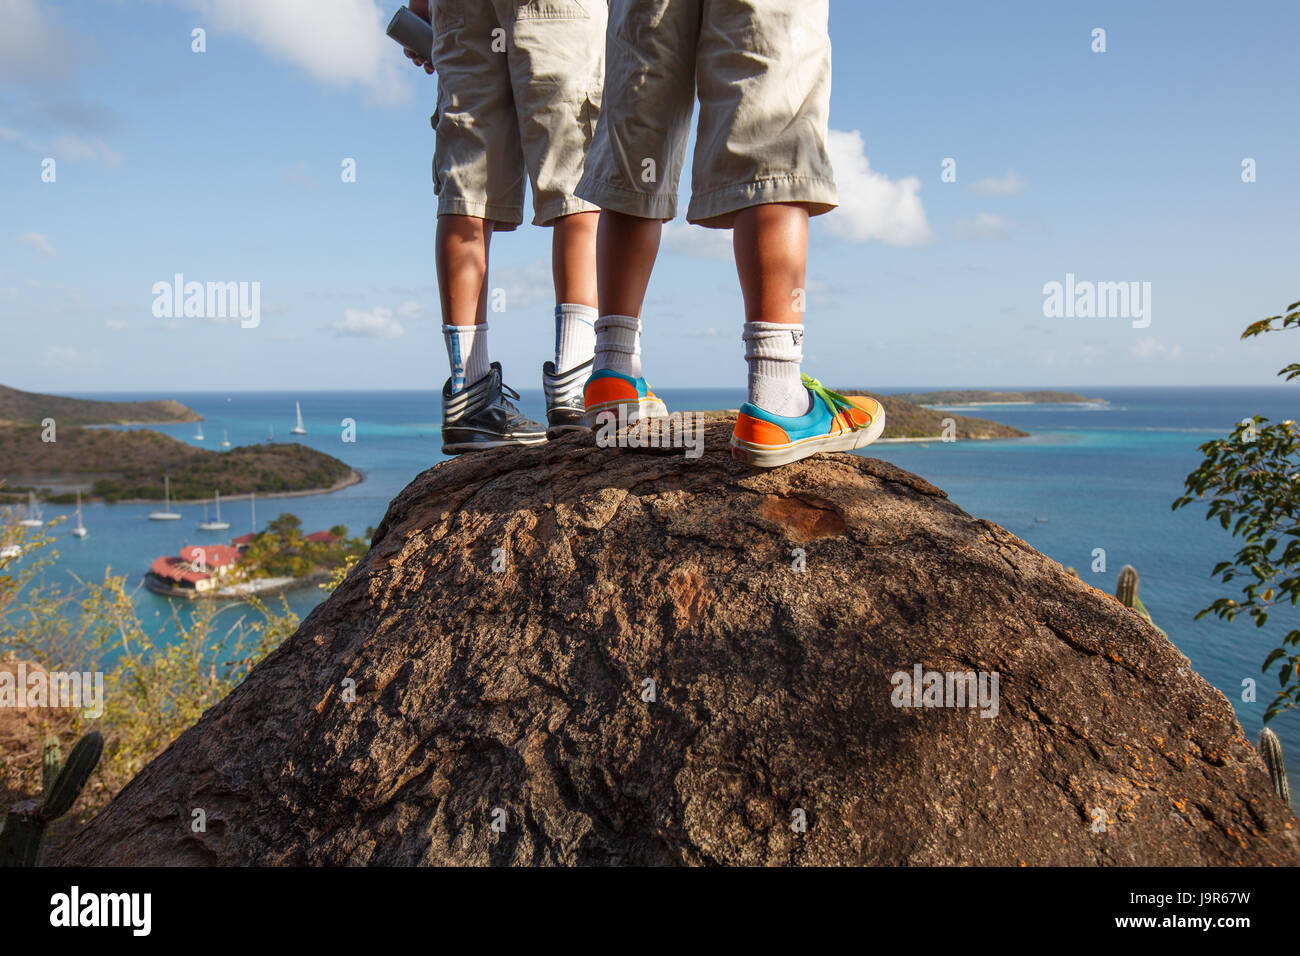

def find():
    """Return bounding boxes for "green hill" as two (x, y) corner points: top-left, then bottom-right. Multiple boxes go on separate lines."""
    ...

(0, 384), (200, 426)
(843, 393), (1027, 440)
(0, 426), (356, 503)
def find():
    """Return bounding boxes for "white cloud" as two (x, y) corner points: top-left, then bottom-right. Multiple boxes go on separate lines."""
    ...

(969, 169), (1026, 196)
(1131, 336), (1183, 360)
(396, 298), (424, 319)
(956, 212), (1011, 241)
(662, 221), (733, 260)
(821, 129), (932, 246)
(18, 232), (57, 256)
(105, 319), (128, 331)
(175, 0), (409, 103)
(332, 307), (404, 338)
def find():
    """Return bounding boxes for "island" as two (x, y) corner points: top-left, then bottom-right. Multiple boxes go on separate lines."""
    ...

(0, 426), (358, 504)
(883, 389), (1105, 406)
(842, 393), (1027, 440)
(0, 384), (201, 426)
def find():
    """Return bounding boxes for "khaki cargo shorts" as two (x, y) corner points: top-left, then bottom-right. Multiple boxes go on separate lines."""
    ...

(576, 0), (838, 229)
(431, 0), (606, 230)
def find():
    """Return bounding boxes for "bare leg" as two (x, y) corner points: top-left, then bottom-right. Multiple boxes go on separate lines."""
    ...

(436, 214), (493, 327)
(597, 210), (662, 318)
(551, 211), (599, 309)
(732, 203), (809, 325)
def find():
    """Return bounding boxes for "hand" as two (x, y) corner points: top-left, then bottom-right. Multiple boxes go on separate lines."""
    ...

(404, 0), (434, 74)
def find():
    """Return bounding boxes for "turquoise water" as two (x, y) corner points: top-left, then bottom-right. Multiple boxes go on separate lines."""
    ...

(17, 385), (1300, 794)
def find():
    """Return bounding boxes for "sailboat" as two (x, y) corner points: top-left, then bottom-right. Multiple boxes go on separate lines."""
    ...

(194, 422), (205, 441)
(69, 491), (88, 538)
(148, 476), (182, 520)
(290, 401), (307, 435)
(18, 491), (43, 528)
(266, 423), (275, 443)
(220, 429), (231, 448)
(198, 490), (231, 531)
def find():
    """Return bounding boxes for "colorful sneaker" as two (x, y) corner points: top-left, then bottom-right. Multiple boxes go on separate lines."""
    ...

(441, 362), (546, 454)
(582, 369), (668, 428)
(542, 358), (592, 440)
(731, 375), (886, 468)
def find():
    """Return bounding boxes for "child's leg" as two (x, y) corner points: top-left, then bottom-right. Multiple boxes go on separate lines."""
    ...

(551, 210), (599, 373)
(734, 202), (812, 417)
(436, 213), (493, 391)
(589, 210), (662, 380)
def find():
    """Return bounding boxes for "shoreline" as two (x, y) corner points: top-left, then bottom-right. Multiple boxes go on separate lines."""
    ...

(6, 469), (364, 506)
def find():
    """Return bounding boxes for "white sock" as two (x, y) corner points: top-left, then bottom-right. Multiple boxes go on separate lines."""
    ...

(744, 321), (810, 416)
(555, 303), (597, 371)
(593, 314), (642, 378)
(443, 322), (489, 391)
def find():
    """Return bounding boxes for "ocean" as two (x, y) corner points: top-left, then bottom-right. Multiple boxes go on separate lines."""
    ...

(18, 385), (1300, 797)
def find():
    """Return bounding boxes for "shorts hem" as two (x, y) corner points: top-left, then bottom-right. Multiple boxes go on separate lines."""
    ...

(535, 196), (601, 226)
(437, 196), (524, 230)
(576, 176), (678, 221)
(686, 177), (839, 229)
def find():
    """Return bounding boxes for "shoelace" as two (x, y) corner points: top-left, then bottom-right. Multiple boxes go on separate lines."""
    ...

(801, 374), (856, 415)
(498, 381), (525, 414)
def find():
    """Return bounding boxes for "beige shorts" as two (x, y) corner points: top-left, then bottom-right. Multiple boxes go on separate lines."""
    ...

(576, 0), (838, 229)
(431, 0), (606, 230)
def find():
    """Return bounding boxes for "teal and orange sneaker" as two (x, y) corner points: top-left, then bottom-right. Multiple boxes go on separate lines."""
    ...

(731, 375), (886, 467)
(583, 369), (668, 428)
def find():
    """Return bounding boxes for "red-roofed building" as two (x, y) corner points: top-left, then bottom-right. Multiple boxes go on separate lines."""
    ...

(230, 532), (255, 548)
(180, 544), (240, 569)
(146, 543), (244, 595)
(305, 530), (339, 544)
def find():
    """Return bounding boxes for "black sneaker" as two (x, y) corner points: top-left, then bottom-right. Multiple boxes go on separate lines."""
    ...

(441, 362), (546, 454)
(542, 358), (592, 440)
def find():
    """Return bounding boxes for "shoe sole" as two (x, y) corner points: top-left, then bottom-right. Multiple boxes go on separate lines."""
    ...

(583, 397), (669, 429)
(546, 423), (589, 441)
(730, 409), (887, 468)
(441, 435), (547, 455)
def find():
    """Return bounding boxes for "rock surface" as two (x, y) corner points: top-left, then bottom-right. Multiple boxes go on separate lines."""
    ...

(61, 420), (1298, 865)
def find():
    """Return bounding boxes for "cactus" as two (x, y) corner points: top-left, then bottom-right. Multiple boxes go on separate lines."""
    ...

(0, 730), (103, 867)
(1259, 727), (1290, 806)
(1116, 565), (1141, 610)
(41, 736), (61, 794)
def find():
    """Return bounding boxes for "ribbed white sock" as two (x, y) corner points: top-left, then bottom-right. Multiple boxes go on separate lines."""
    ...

(593, 314), (642, 378)
(443, 322), (489, 391)
(744, 321), (810, 417)
(555, 303), (597, 371)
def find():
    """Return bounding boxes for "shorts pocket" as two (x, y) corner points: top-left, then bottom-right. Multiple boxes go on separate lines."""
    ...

(516, 0), (589, 20)
(433, 0), (463, 31)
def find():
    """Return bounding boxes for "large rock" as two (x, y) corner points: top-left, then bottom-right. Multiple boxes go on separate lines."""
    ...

(61, 420), (1298, 865)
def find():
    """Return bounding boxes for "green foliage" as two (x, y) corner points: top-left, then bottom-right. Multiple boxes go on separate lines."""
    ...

(1173, 298), (1300, 723)
(0, 517), (298, 834)
(238, 513), (367, 582)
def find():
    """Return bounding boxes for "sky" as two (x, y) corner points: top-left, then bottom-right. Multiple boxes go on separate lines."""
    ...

(1, 0), (1298, 393)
